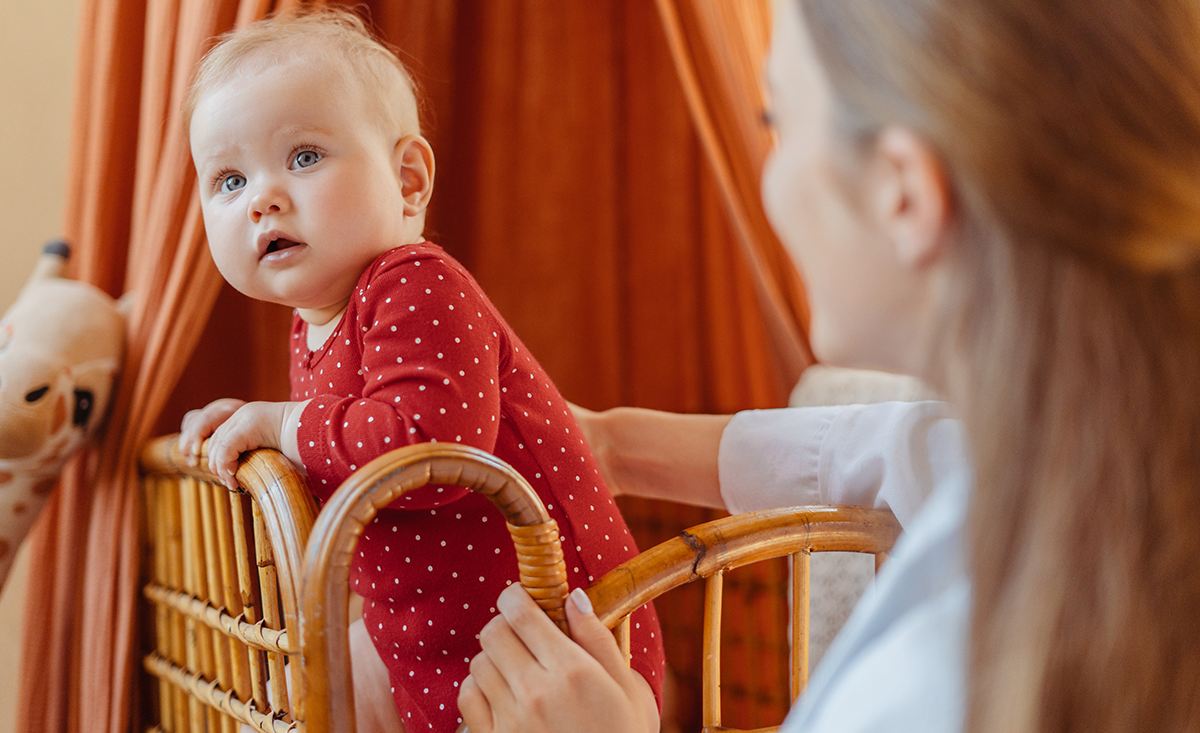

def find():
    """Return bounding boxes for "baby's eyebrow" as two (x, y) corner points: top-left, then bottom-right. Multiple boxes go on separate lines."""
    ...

(277, 123), (336, 138)
(195, 144), (241, 169)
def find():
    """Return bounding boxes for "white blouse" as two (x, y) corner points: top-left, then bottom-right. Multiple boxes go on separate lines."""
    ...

(717, 401), (972, 733)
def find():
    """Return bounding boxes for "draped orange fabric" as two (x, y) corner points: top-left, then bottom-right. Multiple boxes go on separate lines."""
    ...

(369, 0), (799, 413)
(19, 0), (292, 730)
(655, 0), (813, 396)
(20, 2), (808, 731)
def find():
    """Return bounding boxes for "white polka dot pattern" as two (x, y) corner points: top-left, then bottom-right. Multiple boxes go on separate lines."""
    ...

(288, 244), (664, 730)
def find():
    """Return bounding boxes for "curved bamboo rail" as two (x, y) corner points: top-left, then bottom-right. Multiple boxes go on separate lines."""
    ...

(586, 505), (900, 626)
(298, 442), (569, 733)
(142, 434), (901, 733)
(585, 505), (902, 733)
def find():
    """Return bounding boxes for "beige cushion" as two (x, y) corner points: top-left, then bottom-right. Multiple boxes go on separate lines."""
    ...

(789, 364), (936, 408)
(789, 365), (935, 666)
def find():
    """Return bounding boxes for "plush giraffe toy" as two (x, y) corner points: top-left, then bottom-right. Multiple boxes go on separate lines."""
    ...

(0, 241), (128, 589)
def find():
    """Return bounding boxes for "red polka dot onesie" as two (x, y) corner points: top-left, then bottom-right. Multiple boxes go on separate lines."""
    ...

(291, 243), (664, 731)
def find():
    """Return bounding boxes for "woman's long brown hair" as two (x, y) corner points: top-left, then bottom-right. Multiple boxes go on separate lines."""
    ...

(800, 1), (1200, 730)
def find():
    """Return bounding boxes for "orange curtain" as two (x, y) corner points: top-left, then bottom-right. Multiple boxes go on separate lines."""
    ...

(18, 0), (295, 730)
(20, 1), (807, 731)
(655, 0), (813, 397)
(355, 0), (803, 414)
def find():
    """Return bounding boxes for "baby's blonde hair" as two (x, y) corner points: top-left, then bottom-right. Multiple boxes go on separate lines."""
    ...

(183, 8), (420, 140)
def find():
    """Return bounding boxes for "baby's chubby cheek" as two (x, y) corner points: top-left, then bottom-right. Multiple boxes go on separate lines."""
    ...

(204, 240), (256, 300)
(205, 243), (236, 280)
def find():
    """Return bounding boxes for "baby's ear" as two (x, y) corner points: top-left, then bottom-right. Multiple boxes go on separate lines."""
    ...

(393, 135), (435, 217)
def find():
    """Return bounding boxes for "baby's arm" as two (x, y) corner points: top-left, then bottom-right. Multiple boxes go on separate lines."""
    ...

(179, 398), (310, 489)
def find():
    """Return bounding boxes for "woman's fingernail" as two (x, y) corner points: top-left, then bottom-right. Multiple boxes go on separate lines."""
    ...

(570, 587), (593, 615)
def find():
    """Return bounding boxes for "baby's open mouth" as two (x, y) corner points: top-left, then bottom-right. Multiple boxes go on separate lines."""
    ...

(257, 230), (305, 260)
(263, 238), (300, 256)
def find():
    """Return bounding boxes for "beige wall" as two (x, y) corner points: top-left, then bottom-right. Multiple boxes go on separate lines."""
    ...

(0, 0), (82, 731)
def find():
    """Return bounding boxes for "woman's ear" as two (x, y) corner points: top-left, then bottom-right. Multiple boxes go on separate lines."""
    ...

(393, 135), (436, 217)
(866, 127), (952, 268)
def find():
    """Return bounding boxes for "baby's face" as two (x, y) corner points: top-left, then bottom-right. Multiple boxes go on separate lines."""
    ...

(190, 56), (410, 321)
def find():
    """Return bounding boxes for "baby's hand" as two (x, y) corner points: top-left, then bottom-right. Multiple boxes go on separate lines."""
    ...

(203, 401), (294, 489)
(179, 398), (247, 465)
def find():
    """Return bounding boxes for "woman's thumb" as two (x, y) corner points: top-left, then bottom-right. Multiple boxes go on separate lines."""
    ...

(565, 587), (629, 675)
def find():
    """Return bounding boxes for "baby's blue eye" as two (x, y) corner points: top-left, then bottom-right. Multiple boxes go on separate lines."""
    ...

(293, 150), (322, 169)
(220, 174), (246, 193)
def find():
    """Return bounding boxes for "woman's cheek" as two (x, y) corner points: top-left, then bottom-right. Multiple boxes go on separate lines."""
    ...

(761, 151), (800, 253)
(761, 154), (784, 229)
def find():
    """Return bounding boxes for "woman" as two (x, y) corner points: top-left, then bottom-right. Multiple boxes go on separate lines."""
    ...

(457, 0), (1200, 731)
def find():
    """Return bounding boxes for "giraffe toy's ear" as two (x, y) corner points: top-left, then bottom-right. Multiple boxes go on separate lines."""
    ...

(0, 240), (128, 590)
(25, 240), (70, 284)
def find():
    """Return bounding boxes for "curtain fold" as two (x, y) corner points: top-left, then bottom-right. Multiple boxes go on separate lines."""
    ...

(370, 0), (795, 414)
(654, 0), (814, 398)
(19, 1), (282, 730)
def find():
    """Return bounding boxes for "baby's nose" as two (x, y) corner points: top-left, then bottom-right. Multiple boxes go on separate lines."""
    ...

(249, 189), (287, 221)
(249, 201), (282, 222)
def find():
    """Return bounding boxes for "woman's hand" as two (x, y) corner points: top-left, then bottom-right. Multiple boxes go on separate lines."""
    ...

(457, 585), (659, 733)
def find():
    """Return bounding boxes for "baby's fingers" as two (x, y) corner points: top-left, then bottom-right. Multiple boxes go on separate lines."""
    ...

(206, 431), (243, 489)
(206, 420), (256, 489)
(204, 402), (287, 489)
(179, 398), (246, 463)
(179, 410), (217, 465)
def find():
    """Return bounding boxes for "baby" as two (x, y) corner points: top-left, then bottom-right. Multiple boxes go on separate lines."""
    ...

(178, 10), (664, 731)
